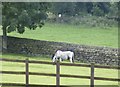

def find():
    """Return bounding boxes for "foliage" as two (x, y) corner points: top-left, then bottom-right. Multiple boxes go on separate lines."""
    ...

(0, 2), (2, 25)
(51, 2), (76, 16)
(2, 2), (50, 34)
(48, 2), (118, 28)
(92, 5), (104, 16)
(50, 2), (118, 17)
(47, 14), (117, 28)
(1, 2), (119, 38)
(2, 2), (118, 34)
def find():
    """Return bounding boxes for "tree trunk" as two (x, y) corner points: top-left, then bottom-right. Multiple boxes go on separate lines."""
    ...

(2, 26), (7, 53)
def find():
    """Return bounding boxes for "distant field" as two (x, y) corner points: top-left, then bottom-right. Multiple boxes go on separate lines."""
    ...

(0, 23), (118, 48)
(1, 53), (119, 85)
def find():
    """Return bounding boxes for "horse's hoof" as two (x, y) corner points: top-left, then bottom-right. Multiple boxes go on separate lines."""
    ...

(53, 62), (56, 65)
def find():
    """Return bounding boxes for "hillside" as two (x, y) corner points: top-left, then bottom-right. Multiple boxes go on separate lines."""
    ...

(5, 23), (118, 48)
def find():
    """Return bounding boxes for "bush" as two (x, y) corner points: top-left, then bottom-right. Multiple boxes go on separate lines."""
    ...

(47, 15), (117, 29)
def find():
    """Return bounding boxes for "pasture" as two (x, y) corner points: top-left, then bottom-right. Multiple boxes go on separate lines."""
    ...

(0, 23), (119, 86)
(1, 53), (119, 86)
(4, 23), (118, 48)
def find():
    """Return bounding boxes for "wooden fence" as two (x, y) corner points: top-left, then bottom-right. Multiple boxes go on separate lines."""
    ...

(0, 58), (120, 87)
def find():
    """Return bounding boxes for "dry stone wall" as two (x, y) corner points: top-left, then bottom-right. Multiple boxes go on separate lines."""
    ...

(2, 36), (119, 66)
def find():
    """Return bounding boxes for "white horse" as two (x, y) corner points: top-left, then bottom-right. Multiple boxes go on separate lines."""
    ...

(52, 50), (74, 63)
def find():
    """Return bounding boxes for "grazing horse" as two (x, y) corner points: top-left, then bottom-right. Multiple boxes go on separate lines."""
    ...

(52, 50), (74, 63)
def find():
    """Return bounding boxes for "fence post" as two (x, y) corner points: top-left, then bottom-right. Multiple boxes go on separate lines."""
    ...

(25, 58), (29, 87)
(56, 61), (60, 87)
(90, 63), (94, 87)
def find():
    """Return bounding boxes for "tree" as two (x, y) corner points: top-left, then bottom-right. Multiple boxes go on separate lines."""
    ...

(2, 2), (50, 34)
(75, 2), (87, 15)
(51, 2), (76, 16)
(108, 2), (118, 17)
(0, 2), (1, 25)
(92, 4), (104, 16)
(2, 2), (50, 51)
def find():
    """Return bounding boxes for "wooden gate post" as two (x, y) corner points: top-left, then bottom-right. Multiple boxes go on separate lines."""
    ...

(56, 61), (60, 87)
(90, 63), (94, 87)
(25, 58), (29, 87)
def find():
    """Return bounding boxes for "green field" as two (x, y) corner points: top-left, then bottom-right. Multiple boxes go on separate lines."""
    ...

(1, 53), (119, 86)
(1, 23), (117, 48)
(0, 23), (119, 85)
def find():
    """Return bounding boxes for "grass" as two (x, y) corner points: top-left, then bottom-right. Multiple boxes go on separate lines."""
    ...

(2, 23), (117, 48)
(0, 26), (2, 35)
(0, 22), (119, 85)
(1, 53), (119, 86)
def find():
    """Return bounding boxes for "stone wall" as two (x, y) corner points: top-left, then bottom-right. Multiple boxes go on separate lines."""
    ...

(2, 36), (119, 66)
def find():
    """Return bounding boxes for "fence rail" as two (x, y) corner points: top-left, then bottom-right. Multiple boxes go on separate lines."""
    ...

(0, 83), (46, 87)
(0, 58), (120, 87)
(1, 70), (120, 82)
(1, 58), (120, 69)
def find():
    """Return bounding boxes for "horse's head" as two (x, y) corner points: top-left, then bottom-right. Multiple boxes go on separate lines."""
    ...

(51, 53), (57, 62)
(51, 54), (55, 60)
(52, 50), (62, 63)
(52, 55), (57, 62)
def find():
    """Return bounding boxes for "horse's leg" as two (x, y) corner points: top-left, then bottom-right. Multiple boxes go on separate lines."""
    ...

(70, 57), (73, 63)
(70, 55), (74, 63)
(72, 53), (74, 63)
(72, 56), (74, 63)
(60, 58), (62, 62)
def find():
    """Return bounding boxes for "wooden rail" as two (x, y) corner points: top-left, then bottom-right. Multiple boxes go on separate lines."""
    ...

(1, 58), (119, 69)
(0, 83), (47, 87)
(1, 71), (120, 81)
(0, 58), (120, 87)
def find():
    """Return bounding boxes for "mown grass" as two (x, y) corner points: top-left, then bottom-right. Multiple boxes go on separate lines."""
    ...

(4, 23), (118, 48)
(1, 53), (119, 86)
